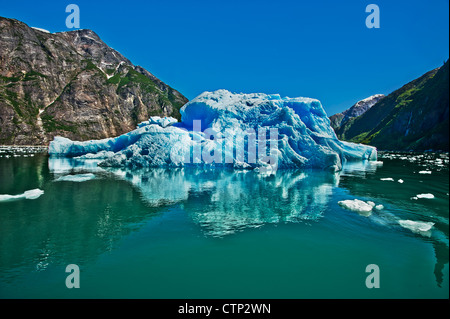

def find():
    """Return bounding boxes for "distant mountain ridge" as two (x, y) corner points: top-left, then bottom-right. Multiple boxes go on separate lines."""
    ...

(330, 94), (385, 130)
(0, 16), (188, 145)
(330, 60), (449, 151)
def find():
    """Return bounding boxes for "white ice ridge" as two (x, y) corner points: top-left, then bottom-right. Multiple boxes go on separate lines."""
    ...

(48, 90), (377, 171)
(31, 27), (51, 33)
(398, 220), (434, 233)
(0, 189), (44, 202)
(54, 173), (96, 182)
(137, 116), (178, 128)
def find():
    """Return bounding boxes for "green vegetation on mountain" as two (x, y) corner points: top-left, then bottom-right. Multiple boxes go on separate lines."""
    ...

(332, 60), (449, 151)
(0, 16), (188, 145)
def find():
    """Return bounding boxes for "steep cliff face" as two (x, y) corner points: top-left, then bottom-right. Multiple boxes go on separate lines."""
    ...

(332, 61), (449, 151)
(330, 94), (385, 130)
(0, 17), (188, 145)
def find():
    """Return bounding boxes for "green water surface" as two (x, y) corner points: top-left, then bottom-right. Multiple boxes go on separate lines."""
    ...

(0, 152), (448, 298)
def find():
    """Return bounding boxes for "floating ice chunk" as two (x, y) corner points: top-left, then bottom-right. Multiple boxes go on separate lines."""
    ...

(23, 189), (45, 199)
(375, 204), (384, 210)
(54, 173), (96, 182)
(367, 201), (376, 207)
(0, 189), (44, 202)
(398, 220), (434, 235)
(380, 178), (394, 181)
(398, 179), (404, 183)
(338, 199), (374, 216)
(416, 193), (434, 199)
(49, 90), (377, 171)
(418, 170), (432, 174)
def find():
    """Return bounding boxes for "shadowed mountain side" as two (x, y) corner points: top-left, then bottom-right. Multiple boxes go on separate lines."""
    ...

(331, 60), (449, 151)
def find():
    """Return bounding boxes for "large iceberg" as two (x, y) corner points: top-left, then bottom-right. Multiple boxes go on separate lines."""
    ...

(49, 90), (377, 171)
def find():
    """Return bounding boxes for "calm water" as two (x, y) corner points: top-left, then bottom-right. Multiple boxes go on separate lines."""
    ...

(0, 151), (448, 298)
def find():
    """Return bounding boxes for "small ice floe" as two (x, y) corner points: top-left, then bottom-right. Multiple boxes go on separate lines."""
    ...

(375, 204), (384, 210)
(338, 199), (375, 217)
(398, 219), (434, 237)
(416, 193), (435, 199)
(418, 170), (432, 174)
(0, 189), (44, 202)
(380, 178), (394, 181)
(54, 173), (96, 182)
(398, 179), (404, 183)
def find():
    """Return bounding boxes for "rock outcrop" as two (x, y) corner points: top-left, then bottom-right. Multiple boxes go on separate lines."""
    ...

(330, 94), (385, 130)
(0, 16), (188, 145)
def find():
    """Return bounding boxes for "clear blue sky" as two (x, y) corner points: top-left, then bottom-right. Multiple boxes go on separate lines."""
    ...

(1, 0), (448, 115)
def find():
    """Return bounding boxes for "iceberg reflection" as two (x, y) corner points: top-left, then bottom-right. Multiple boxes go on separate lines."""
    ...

(48, 158), (339, 237)
(106, 167), (340, 237)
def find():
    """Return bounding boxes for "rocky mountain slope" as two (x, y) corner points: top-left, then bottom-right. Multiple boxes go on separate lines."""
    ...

(331, 60), (449, 151)
(0, 17), (188, 145)
(330, 94), (385, 130)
